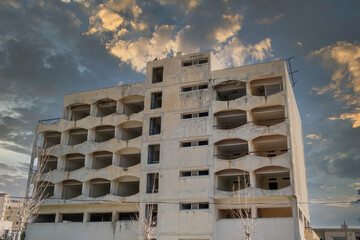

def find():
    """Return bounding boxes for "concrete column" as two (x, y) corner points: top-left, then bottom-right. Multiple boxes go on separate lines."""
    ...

(82, 181), (90, 197)
(57, 156), (66, 171)
(90, 103), (97, 117)
(85, 154), (92, 169)
(110, 180), (117, 195)
(112, 210), (117, 223)
(117, 100), (124, 114)
(115, 125), (122, 140)
(249, 172), (255, 188)
(55, 212), (61, 223)
(88, 128), (95, 142)
(54, 183), (62, 199)
(61, 131), (69, 145)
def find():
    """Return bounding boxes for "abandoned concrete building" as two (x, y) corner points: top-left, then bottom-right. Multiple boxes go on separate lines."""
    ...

(26, 51), (310, 240)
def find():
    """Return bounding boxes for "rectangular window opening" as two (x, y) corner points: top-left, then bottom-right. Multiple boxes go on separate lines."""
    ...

(181, 140), (208, 148)
(62, 213), (83, 223)
(152, 67), (163, 83)
(118, 212), (138, 221)
(147, 173), (159, 193)
(180, 170), (209, 177)
(149, 117), (161, 135)
(148, 144), (160, 164)
(89, 213), (112, 222)
(181, 84), (208, 92)
(151, 92), (162, 109)
(145, 204), (157, 226)
(181, 111), (209, 119)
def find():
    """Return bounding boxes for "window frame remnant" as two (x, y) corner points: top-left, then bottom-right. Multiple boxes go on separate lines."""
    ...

(148, 144), (160, 164)
(180, 140), (208, 148)
(146, 173), (159, 193)
(150, 92), (162, 109)
(180, 170), (209, 177)
(180, 202), (209, 210)
(181, 111), (209, 119)
(182, 58), (208, 67)
(89, 213), (112, 222)
(181, 84), (208, 92)
(149, 117), (161, 135)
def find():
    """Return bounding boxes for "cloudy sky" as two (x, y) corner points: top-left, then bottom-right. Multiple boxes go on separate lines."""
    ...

(0, 0), (359, 227)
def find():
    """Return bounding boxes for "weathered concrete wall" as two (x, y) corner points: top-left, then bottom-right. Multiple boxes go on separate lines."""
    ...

(26, 221), (137, 240)
(27, 51), (309, 240)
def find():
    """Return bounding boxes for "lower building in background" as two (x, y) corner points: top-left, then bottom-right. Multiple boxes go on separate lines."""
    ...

(26, 51), (310, 240)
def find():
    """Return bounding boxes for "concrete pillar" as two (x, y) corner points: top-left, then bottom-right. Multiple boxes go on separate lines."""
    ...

(54, 183), (62, 199)
(88, 128), (95, 142)
(82, 181), (90, 197)
(115, 125), (122, 140)
(61, 131), (69, 145)
(117, 100), (124, 114)
(57, 156), (66, 171)
(110, 180), (117, 195)
(249, 172), (255, 188)
(85, 154), (92, 169)
(90, 103), (97, 117)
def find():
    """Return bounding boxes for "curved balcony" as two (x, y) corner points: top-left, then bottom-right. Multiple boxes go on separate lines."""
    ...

(255, 166), (290, 190)
(41, 155), (58, 173)
(250, 77), (283, 97)
(252, 134), (288, 157)
(251, 105), (285, 126)
(121, 95), (144, 116)
(215, 139), (248, 160)
(42, 131), (61, 148)
(68, 128), (88, 146)
(214, 80), (246, 101)
(96, 99), (117, 117)
(89, 178), (110, 198)
(65, 153), (85, 172)
(214, 110), (247, 130)
(94, 125), (115, 143)
(66, 103), (90, 121)
(37, 181), (54, 199)
(216, 169), (250, 192)
(114, 176), (140, 197)
(116, 147), (141, 168)
(62, 180), (82, 199)
(119, 121), (142, 141)
(91, 151), (113, 170)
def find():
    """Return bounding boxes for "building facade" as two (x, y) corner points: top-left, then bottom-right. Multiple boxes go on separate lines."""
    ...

(26, 51), (310, 240)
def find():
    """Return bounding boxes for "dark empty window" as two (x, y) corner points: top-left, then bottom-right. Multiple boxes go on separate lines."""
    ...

(182, 58), (208, 67)
(34, 214), (56, 223)
(148, 144), (160, 164)
(89, 213), (112, 222)
(180, 202), (209, 210)
(181, 111), (208, 119)
(181, 140), (208, 147)
(62, 214), (83, 223)
(180, 170), (209, 177)
(151, 92), (162, 109)
(147, 173), (159, 193)
(181, 84), (208, 92)
(118, 212), (138, 221)
(149, 117), (161, 135)
(268, 182), (278, 190)
(152, 67), (163, 83)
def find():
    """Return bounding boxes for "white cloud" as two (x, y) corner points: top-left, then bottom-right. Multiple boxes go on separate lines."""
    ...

(306, 133), (327, 142)
(86, 1), (273, 74)
(214, 37), (272, 68)
(312, 41), (360, 128)
(212, 14), (243, 43)
(256, 13), (284, 25)
(156, 0), (200, 13)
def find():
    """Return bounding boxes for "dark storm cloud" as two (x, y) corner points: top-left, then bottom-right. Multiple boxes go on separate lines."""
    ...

(0, 0), (142, 153)
(0, 174), (27, 196)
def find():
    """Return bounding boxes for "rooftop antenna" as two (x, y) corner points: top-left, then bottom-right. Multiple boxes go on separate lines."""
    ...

(285, 57), (299, 87)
